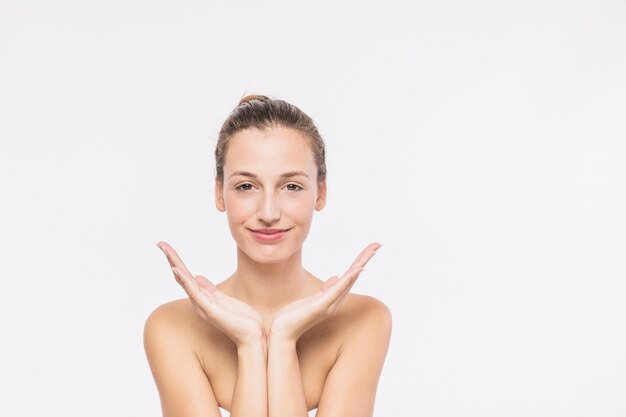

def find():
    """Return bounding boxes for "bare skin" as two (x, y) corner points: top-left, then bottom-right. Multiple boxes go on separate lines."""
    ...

(143, 127), (392, 417)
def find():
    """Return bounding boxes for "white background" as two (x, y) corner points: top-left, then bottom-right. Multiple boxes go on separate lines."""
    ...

(1, 1), (625, 416)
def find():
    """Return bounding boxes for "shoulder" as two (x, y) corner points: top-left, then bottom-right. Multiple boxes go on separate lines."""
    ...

(143, 299), (223, 416)
(345, 293), (391, 315)
(143, 298), (211, 352)
(312, 294), (391, 415)
(145, 298), (191, 318)
(341, 293), (392, 334)
(144, 300), (191, 359)
(329, 293), (392, 353)
(144, 298), (196, 333)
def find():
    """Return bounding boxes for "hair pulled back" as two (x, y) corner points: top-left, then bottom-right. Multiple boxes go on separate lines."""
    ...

(216, 95), (326, 184)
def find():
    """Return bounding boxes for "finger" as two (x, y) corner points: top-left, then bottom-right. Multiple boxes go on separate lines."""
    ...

(331, 266), (364, 293)
(332, 267), (365, 309)
(320, 267), (364, 307)
(156, 241), (194, 278)
(344, 242), (381, 274)
(337, 243), (381, 295)
(195, 275), (218, 293)
(172, 266), (204, 300)
(336, 268), (363, 305)
(338, 266), (364, 295)
(322, 276), (340, 291)
(212, 290), (259, 314)
(173, 267), (223, 315)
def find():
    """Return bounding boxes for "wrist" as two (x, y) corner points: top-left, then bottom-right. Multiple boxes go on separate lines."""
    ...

(236, 335), (266, 350)
(267, 330), (298, 347)
(237, 339), (267, 358)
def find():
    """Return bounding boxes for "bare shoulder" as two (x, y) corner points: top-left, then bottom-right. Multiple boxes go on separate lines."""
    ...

(312, 294), (392, 415)
(144, 298), (226, 350)
(143, 299), (203, 366)
(340, 293), (392, 332)
(144, 298), (201, 335)
(145, 298), (191, 318)
(143, 299), (223, 417)
(344, 293), (391, 314)
(322, 293), (392, 350)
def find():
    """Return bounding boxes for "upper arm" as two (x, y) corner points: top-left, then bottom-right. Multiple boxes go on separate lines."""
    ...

(143, 302), (222, 417)
(315, 297), (392, 417)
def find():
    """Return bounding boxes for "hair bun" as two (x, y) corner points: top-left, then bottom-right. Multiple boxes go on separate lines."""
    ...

(238, 94), (270, 106)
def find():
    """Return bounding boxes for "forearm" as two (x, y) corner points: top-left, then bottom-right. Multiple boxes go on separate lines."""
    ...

(230, 341), (268, 417)
(267, 337), (309, 417)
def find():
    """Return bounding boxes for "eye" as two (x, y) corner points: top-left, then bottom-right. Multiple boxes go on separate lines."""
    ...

(236, 183), (255, 191)
(285, 183), (303, 192)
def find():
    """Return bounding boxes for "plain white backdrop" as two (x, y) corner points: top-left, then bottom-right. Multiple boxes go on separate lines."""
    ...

(1, 0), (625, 416)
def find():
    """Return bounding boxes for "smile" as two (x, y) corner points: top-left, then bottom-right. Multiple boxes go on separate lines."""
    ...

(248, 228), (291, 242)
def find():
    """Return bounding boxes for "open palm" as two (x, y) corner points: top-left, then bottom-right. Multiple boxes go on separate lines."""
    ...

(157, 241), (265, 347)
(270, 242), (381, 343)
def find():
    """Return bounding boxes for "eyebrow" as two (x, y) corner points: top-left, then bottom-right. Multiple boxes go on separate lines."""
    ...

(228, 171), (310, 180)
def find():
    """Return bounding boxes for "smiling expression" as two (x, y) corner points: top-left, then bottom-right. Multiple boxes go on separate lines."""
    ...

(215, 126), (326, 264)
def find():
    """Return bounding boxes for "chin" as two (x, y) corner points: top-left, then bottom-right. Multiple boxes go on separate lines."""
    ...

(234, 234), (304, 265)
(242, 244), (300, 265)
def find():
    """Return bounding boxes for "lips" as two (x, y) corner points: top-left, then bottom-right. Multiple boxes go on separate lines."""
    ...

(248, 228), (291, 242)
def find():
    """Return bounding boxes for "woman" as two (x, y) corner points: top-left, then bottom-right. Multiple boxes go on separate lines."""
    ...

(144, 95), (392, 417)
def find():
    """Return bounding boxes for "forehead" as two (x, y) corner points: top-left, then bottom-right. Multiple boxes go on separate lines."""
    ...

(224, 127), (316, 176)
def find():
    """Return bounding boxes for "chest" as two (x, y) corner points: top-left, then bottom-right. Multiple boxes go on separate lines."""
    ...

(198, 329), (340, 412)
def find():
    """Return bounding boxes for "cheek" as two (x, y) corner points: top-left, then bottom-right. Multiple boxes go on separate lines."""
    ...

(223, 193), (255, 221)
(281, 194), (316, 221)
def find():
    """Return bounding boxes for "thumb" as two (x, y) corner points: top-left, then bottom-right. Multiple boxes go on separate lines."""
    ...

(195, 275), (217, 293)
(322, 275), (340, 291)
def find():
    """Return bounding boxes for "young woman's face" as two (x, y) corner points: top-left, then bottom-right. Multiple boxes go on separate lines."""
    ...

(215, 126), (326, 264)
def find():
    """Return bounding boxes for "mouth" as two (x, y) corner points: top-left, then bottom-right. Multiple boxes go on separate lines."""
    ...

(248, 228), (291, 242)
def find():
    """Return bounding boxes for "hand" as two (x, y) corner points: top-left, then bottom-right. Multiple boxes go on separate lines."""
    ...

(269, 242), (381, 344)
(156, 241), (266, 348)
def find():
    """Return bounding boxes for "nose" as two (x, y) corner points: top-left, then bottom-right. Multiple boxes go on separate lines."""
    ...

(257, 189), (281, 224)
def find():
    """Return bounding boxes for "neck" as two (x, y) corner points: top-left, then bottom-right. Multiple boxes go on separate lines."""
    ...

(229, 247), (312, 316)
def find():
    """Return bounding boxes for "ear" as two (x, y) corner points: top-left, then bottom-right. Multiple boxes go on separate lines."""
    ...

(315, 180), (327, 211)
(215, 180), (226, 212)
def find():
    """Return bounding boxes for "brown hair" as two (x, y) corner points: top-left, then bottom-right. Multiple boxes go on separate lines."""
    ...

(215, 94), (326, 183)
